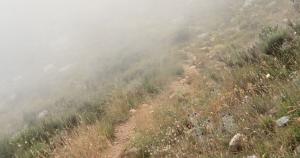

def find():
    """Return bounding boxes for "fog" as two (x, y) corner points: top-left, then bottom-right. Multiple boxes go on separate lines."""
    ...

(0, 0), (233, 136)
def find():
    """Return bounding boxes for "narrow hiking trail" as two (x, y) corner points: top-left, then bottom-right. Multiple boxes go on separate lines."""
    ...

(101, 103), (154, 158)
(51, 49), (200, 158)
(100, 51), (199, 158)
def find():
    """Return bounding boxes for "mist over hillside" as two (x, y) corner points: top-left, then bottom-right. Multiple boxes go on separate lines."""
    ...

(0, 0), (232, 137)
(1, 0), (298, 157)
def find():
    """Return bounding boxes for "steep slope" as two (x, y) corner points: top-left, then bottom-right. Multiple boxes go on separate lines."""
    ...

(125, 0), (300, 157)
(4, 0), (299, 157)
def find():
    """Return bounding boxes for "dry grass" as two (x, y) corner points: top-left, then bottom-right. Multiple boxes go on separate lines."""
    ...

(2, 0), (300, 157)
(52, 124), (109, 158)
(128, 1), (300, 157)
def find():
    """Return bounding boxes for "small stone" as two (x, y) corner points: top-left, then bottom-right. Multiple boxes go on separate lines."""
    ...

(276, 116), (290, 127)
(130, 109), (137, 113)
(295, 145), (300, 154)
(37, 110), (49, 119)
(229, 133), (246, 153)
(247, 155), (258, 158)
(169, 93), (176, 99)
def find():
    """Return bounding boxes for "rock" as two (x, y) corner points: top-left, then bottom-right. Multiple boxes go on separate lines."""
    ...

(121, 147), (139, 158)
(295, 145), (300, 154)
(276, 116), (290, 127)
(229, 133), (246, 153)
(129, 109), (137, 114)
(169, 93), (176, 99)
(247, 155), (258, 158)
(222, 114), (237, 133)
(37, 110), (49, 119)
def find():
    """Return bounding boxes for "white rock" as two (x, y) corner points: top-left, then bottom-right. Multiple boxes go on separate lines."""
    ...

(247, 155), (258, 158)
(276, 116), (290, 127)
(229, 133), (246, 152)
(130, 109), (137, 113)
(37, 110), (49, 119)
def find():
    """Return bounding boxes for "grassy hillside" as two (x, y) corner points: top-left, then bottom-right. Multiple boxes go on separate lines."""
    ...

(1, 0), (300, 157)
(0, 21), (190, 157)
(127, 0), (300, 157)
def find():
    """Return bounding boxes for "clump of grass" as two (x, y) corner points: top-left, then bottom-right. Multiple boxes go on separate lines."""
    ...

(259, 26), (299, 70)
(142, 77), (160, 94)
(260, 117), (275, 134)
(250, 96), (274, 114)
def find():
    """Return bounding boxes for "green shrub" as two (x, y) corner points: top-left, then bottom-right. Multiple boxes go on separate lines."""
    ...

(221, 45), (261, 67)
(259, 26), (298, 70)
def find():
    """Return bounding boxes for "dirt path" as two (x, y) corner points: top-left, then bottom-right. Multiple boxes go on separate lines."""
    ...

(101, 104), (154, 158)
(51, 51), (198, 158)
(101, 52), (198, 158)
(101, 115), (136, 158)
